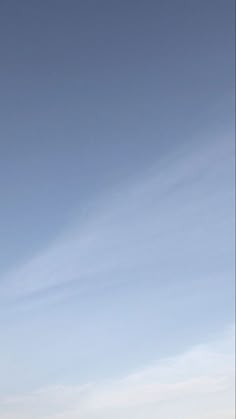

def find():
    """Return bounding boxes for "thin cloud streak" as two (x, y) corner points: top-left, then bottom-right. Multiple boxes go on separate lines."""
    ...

(0, 131), (234, 306)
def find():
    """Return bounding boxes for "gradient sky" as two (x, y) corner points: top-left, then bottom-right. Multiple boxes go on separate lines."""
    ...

(0, 1), (235, 418)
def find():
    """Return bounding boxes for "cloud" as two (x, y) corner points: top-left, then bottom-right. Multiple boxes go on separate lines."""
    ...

(0, 325), (234, 419)
(0, 131), (234, 306)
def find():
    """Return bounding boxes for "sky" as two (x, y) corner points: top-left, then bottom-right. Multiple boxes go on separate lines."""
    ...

(0, 1), (235, 418)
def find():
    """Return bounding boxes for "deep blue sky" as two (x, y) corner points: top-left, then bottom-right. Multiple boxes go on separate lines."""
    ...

(0, 0), (234, 272)
(0, 1), (235, 418)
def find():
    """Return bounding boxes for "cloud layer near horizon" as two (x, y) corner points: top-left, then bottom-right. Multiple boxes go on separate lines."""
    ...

(0, 326), (234, 419)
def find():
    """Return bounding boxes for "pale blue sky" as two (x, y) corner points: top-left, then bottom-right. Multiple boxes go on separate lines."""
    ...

(0, 1), (235, 418)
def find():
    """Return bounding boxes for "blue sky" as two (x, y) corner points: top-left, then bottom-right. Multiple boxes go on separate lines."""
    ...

(0, 1), (235, 418)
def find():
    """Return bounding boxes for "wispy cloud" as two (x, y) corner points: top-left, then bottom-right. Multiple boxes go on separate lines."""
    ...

(0, 131), (234, 307)
(0, 325), (234, 419)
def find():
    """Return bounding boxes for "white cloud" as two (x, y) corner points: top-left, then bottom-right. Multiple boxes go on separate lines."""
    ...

(0, 326), (234, 419)
(0, 132), (234, 305)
